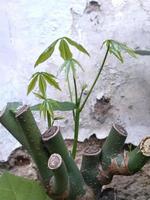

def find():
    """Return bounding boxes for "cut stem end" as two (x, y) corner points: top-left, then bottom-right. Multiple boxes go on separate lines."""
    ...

(113, 123), (127, 136)
(42, 126), (60, 141)
(48, 154), (62, 170)
(140, 137), (150, 156)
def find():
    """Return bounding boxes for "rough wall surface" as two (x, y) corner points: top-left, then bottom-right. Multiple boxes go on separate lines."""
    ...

(0, 0), (150, 160)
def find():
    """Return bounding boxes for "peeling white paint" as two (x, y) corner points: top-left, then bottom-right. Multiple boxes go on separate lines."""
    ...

(0, 0), (150, 160)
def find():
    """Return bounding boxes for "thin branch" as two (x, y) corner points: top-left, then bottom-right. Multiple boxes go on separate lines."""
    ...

(79, 46), (110, 112)
(73, 75), (78, 105)
(67, 76), (75, 120)
(67, 76), (73, 102)
(47, 112), (52, 128)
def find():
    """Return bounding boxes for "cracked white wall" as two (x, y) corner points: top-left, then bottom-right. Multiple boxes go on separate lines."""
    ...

(0, 0), (150, 160)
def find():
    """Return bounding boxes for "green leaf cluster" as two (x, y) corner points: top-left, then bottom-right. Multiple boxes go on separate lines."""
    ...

(31, 99), (75, 112)
(35, 39), (59, 67)
(27, 72), (60, 96)
(31, 96), (75, 126)
(59, 58), (84, 78)
(27, 36), (137, 155)
(34, 37), (89, 67)
(104, 40), (137, 63)
(27, 37), (90, 126)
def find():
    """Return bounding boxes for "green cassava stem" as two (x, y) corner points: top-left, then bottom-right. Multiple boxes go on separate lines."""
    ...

(72, 45), (110, 158)
(79, 45), (110, 112)
(73, 75), (78, 105)
(78, 88), (84, 105)
(0, 102), (30, 150)
(81, 147), (101, 196)
(1, 105), (150, 199)
(72, 108), (80, 159)
(16, 105), (53, 184)
(48, 153), (69, 198)
(42, 126), (86, 199)
(128, 137), (150, 173)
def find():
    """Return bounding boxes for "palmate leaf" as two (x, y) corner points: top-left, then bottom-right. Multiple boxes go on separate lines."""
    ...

(70, 59), (76, 77)
(31, 99), (75, 112)
(45, 100), (54, 117)
(109, 48), (124, 63)
(34, 39), (59, 67)
(40, 100), (54, 119)
(66, 61), (72, 77)
(64, 37), (90, 56)
(60, 59), (75, 78)
(39, 75), (47, 97)
(27, 72), (61, 95)
(33, 92), (45, 100)
(59, 58), (84, 79)
(27, 74), (38, 95)
(40, 101), (47, 119)
(0, 173), (51, 200)
(48, 99), (76, 111)
(58, 60), (68, 75)
(104, 40), (137, 63)
(34, 37), (89, 68)
(42, 72), (61, 90)
(72, 58), (84, 71)
(59, 39), (73, 60)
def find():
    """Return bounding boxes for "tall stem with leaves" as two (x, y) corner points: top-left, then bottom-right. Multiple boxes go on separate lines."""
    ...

(27, 37), (137, 159)
(72, 45), (110, 158)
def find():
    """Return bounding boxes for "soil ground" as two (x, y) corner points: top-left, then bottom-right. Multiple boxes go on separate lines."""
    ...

(0, 135), (150, 200)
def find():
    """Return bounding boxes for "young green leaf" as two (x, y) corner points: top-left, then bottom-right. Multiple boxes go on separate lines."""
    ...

(58, 60), (73, 78)
(117, 42), (137, 58)
(31, 100), (75, 112)
(40, 101), (47, 119)
(43, 72), (61, 90)
(58, 58), (84, 79)
(27, 74), (38, 95)
(48, 99), (76, 111)
(65, 60), (72, 78)
(43, 72), (56, 78)
(59, 39), (73, 60)
(64, 37), (90, 56)
(58, 60), (68, 75)
(34, 39), (59, 67)
(72, 58), (84, 71)
(104, 40), (136, 63)
(38, 75), (47, 97)
(109, 47), (124, 63)
(33, 92), (45, 100)
(37, 99), (54, 121)
(70, 59), (76, 77)
(46, 100), (54, 117)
